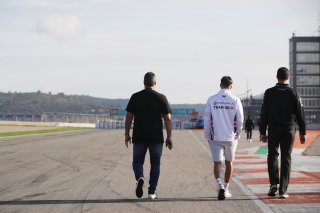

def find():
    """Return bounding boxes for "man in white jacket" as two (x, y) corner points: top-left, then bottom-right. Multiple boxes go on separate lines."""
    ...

(204, 76), (244, 200)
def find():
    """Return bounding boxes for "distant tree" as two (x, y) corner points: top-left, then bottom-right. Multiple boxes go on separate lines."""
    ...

(37, 90), (41, 94)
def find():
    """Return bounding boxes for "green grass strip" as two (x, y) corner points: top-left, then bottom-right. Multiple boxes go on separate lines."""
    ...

(255, 146), (268, 154)
(0, 127), (88, 137)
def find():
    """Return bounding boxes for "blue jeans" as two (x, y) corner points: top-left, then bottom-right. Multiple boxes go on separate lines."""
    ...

(132, 143), (163, 194)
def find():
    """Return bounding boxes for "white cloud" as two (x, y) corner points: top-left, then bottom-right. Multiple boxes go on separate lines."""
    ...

(37, 15), (85, 41)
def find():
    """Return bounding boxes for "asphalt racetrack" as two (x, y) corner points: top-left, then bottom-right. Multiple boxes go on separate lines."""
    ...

(0, 129), (275, 212)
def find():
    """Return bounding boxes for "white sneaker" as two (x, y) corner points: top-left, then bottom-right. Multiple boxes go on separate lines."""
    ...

(148, 193), (157, 200)
(224, 189), (232, 198)
(279, 193), (289, 199)
(249, 139), (252, 142)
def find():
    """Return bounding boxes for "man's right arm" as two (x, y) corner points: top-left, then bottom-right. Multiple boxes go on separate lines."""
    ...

(204, 99), (212, 142)
(259, 91), (268, 142)
(125, 95), (135, 148)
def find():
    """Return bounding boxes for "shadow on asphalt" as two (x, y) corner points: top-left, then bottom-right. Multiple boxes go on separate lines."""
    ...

(0, 197), (261, 205)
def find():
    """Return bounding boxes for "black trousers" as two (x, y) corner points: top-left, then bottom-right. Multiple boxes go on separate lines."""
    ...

(247, 129), (252, 140)
(267, 125), (295, 194)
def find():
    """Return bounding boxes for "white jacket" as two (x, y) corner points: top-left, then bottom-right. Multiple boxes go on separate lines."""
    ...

(204, 89), (244, 142)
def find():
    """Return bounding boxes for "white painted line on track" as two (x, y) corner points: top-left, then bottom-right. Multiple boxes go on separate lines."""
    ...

(292, 165), (320, 172)
(246, 184), (320, 194)
(234, 164), (267, 169)
(235, 172), (269, 179)
(234, 158), (266, 163)
(233, 178), (273, 213)
(236, 146), (261, 154)
(268, 204), (320, 213)
(188, 130), (273, 213)
(188, 130), (211, 156)
(235, 171), (305, 179)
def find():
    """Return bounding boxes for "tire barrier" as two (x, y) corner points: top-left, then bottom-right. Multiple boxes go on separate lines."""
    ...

(95, 121), (125, 129)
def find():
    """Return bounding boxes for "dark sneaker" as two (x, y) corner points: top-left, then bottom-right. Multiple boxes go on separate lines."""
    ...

(268, 185), (277, 196)
(135, 177), (144, 198)
(217, 185), (225, 200)
(279, 193), (289, 199)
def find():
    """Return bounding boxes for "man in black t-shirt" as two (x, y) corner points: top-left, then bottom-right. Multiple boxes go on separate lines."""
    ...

(125, 72), (172, 200)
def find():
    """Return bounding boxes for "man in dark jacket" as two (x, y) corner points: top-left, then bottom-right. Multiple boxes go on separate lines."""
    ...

(125, 72), (172, 200)
(259, 67), (306, 199)
(245, 115), (254, 142)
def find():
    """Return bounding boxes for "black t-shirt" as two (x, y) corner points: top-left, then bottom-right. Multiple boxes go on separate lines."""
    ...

(126, 88), (171, 144)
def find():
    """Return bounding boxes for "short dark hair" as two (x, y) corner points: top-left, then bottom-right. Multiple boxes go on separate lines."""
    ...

(277, 67), (289, 80)
(144, 72), (156, 87)
(220, 76), (233, 88)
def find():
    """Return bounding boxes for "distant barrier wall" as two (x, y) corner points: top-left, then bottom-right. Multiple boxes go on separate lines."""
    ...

(95, 121), (198, 129)
(0, 120), (200, 129)
(0, 121), (96, 128)
(57, 123), (95, 128)
(0, 121), (57, 127)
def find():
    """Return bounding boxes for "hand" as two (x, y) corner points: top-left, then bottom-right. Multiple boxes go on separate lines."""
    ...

(166, 138), (173, 150)
(235, 132), (240, 140)
(260, 134), (267, 143)
(300, 135), (306, 144)
(125, 135), (132, 148)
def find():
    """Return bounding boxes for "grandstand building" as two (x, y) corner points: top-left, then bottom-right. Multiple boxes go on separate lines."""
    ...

(289, 35), (320, 124)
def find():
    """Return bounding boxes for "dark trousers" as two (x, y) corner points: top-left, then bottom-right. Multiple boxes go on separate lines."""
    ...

(132, 143), (163, 194)
(247, 129), (252, 140)
(267, 125), (295, 194)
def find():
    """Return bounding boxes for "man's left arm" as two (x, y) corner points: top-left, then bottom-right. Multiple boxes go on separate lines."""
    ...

(161, 95), (172, 150)
(235, 99), (244, 139)
(295, 93), (306, 144)
(163, 113), (172, 150)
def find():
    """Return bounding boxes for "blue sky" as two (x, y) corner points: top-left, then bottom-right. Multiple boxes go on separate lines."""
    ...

(0, 0), (318, 103)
